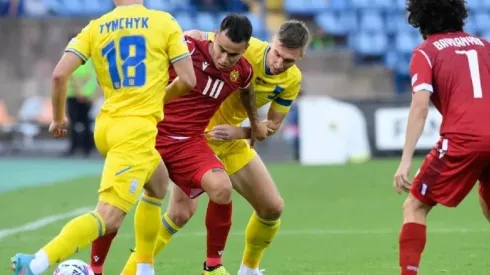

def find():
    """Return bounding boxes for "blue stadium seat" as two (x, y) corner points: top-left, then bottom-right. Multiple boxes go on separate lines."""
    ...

(394, 0), (406, 11)
(284, 0), (327, 14)
(352, 32), (388, 56)
(315, 12), (346, 36)
(196, 12), (217, 32)
(316, 11), (358, 36)
(474, 12), (490, 33)
(383, 51), (397, 69)
(244, 12), (265, 34)
(464, 16), (477, 35)
(83, 0), (112, 15)
(359, 10), (384, 32)
(394, 13), (416, 33)
(325, 0), (349, 11)
(175, 13), (194, 31)
(64, 0), (83, 15)
(372, 0), (393, 9)
(394, 53), (411, 75)
(145, 0), (167, 11)
(395, 32), (421, 54)
(284, 0), (307, 14)
(350, 0), (370, 9)
(466, 0), (481, 11)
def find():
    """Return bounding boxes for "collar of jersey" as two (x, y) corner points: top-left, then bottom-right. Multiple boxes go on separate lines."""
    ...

(263, 45), (272, 75)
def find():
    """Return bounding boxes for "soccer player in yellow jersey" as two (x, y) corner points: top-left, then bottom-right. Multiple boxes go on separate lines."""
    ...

(11, 0), (196, 274)
(118, 20), (309, 275)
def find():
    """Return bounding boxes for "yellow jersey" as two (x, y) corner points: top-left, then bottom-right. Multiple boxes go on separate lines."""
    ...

(204, 33), (302, 127)
(66, 4), (190, 122)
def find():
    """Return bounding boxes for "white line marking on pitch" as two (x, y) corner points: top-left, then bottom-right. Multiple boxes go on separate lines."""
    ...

(2, 206), (490, 241)
(0, 207), (92, 240)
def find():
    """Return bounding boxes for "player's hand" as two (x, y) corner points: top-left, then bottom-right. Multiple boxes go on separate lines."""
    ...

(49, 119), (68, 138)
(207, 124), (241, 141)
(250, 121), (269, 147)
(393, 161), (412, 194)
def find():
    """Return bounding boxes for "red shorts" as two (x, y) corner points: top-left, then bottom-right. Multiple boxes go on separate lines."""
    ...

(156, 135), (223, 198)
(411, 136), (490, 207)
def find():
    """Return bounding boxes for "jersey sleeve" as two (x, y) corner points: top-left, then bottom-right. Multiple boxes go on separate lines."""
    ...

(65, 21), (93, 63)
(167, 17), (191, 64)
(410, 49), (433, 93)
(270, 70), (301, 113)
(240, 61), (253, 89)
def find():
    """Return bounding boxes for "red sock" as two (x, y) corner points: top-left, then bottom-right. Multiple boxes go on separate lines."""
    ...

(205, 200), (232, 267)
(90, 231), (118, 274)
(399, 223), (426, 275)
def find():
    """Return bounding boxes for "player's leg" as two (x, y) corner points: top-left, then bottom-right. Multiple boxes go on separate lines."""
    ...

(121, 185), (198, 275)
(399, 142), (482, 275)
(477, 165), (490, 223)
(230, 155), (283, 274)
(132, 158), (169, 274)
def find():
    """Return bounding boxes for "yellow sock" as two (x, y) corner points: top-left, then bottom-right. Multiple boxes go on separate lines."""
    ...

(43, 211), (105, 265)
(122, 213), (180, 275)
(133, 193), (163, 265)
(242, 212), (281, 269)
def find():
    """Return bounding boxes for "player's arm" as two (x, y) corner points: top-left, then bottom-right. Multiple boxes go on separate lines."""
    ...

(402, 50), (433, 164)
(394, 49), (433, 193)
(167, 19), (196, 90)
(52, 23), (92, 124)
(236, 80), (301, 138)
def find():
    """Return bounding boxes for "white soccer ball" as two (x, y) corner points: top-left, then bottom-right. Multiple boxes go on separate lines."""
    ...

(53, 259), (94, 275)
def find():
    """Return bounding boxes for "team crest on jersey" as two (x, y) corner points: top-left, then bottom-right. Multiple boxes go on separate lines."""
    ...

(230, 70), (239, 82)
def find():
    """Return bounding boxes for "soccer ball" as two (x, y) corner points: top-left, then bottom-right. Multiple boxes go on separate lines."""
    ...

(53, 259), (94, 275)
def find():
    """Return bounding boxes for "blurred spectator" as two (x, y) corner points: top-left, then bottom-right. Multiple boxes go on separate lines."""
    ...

(310, 28), (334, 51)
(64, 39), (98, 157)
(0, 0), (20, 16)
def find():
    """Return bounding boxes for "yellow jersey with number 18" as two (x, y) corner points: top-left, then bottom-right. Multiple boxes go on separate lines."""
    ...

(204, 33), (302, 128)
(66, 4), (190, 122)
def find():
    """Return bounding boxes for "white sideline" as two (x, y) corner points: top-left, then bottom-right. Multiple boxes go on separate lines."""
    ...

(0, 207), (92, 240)
(1, 207), (490, 241)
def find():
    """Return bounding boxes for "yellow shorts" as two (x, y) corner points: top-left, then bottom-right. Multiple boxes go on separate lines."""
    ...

(208, 138), (257, 175)
(94, 112), (161, 213)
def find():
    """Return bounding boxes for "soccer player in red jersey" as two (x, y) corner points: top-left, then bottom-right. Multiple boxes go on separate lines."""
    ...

(89, 14), (267, 275)
(394, 1), (490, 274)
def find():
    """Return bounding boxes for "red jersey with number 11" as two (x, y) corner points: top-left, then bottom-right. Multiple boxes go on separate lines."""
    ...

(410, 31), (490, 137)
(158, 36), (253, 137)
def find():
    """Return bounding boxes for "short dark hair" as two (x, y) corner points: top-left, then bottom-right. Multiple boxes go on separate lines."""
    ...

(407, 0), (467, 36)
(277, 20), (310, 49)
(218, 13), (253, 44)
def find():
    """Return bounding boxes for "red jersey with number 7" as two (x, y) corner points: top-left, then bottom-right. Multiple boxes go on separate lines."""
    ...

(158, 35), (253, 137)
(410, 31), (490, 137)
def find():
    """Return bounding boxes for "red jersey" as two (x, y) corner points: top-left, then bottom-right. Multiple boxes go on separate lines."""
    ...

(410, 31), (490, 137)
(158, 36), (253, 137)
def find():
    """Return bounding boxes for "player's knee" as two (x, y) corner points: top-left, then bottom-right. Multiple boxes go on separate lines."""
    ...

(96, 202), (126, 233)
(145, 162), (170, 199)
(402, 195), (431, 223)
(208, 181), (233, 205)
(202, 168), (233, 204)
(256, 195), (284, 220)
(167, 207), (195, 227)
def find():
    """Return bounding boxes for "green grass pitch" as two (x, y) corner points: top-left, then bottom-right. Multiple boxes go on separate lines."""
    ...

(1, 159), (490, 274)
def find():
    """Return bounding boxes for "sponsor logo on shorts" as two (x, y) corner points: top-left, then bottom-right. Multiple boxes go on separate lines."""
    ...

(129, 179), (138, 194)
(421, 183), (428, 196)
